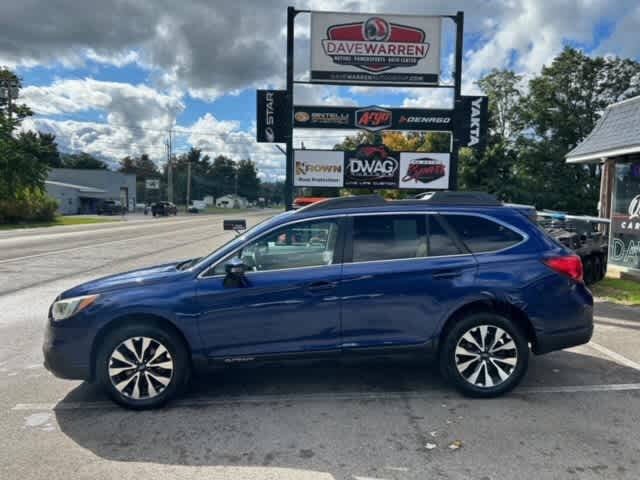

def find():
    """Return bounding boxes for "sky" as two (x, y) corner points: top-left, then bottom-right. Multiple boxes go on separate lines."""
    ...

(2, 0), (639, 181)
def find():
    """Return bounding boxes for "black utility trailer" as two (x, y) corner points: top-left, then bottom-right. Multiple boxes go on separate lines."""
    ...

(537, 211), (610, 285)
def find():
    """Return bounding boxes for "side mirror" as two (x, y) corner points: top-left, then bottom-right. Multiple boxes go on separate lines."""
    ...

(225, 257), (247, 276)
(223, 258), (248, 288)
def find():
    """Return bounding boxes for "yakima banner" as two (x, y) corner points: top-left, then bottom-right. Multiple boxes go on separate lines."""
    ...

(293, 105), (453, 131)
(310, 13), (441, 85)
(456, 95), (489, 152)
(294, 150), (344, 187)
(344, 144), (399, 188)
(256, 90), (288, 143)
(399, 153), (450, 190)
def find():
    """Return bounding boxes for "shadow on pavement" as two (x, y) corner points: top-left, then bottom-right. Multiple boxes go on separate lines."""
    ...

(53, 349), (640, 474)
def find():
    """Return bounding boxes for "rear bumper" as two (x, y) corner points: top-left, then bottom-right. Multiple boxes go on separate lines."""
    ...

(533, 324), (593, 355)
(532, 305), (594, 355)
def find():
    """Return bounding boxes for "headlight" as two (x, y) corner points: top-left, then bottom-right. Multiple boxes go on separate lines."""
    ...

(51, 294), (100, 321)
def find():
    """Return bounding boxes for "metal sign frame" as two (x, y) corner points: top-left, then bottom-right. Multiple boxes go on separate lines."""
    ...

(282, 8), (468, 210)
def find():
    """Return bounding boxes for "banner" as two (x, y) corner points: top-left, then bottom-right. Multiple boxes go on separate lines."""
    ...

(294, 150), (344, 187)
(310, 13), (441, 85)
(344, 144), (399, 188)
(456, 96), (489, 152)
(256, 90), (288, 143)
(293, 105), (453, 132)
(399, 153), (450, 190)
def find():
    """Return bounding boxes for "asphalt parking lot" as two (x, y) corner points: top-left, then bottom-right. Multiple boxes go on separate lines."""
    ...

(1, 212), (639, 480)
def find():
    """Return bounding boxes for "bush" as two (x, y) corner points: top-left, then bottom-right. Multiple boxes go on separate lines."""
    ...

(0, 188), (58, 224)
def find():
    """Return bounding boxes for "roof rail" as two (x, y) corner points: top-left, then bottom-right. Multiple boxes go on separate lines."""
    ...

(411, 191), (501, 206)
(297, 191), (502, 212)
(298, 195), (386, 212)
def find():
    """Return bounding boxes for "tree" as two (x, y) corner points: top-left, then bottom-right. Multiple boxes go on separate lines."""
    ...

(0, 67), (57, 222)
(61, 152), (109, 169)
(517, 47), (640, 213)
(476, 69), (524, 142)
(209, 155), (237, 199)
(236, 159), (261, 201)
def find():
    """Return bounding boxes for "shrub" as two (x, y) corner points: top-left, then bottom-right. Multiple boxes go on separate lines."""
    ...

(0, 188), (58, 224)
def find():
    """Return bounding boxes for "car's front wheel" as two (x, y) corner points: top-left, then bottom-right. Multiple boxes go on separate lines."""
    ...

(439, 313), (529, 398)
(96, 323), (190, 409)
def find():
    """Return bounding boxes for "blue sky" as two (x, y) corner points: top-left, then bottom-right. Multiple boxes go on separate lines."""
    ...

(4, 0), (640, 180)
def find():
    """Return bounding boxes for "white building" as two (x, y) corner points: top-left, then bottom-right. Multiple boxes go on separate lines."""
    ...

(215, 194), (248, 208)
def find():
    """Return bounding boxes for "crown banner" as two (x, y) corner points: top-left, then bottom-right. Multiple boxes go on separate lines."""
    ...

(293, 105), (453, 132)
(310, 12), (442, 85)
(256, 89), (288, 143)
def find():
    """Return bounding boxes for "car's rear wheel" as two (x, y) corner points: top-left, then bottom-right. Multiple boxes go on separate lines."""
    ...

(439, 313), (529, 398)
(96, 323), (190, 409)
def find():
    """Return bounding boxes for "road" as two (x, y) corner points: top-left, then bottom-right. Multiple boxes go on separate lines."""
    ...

(1, 212), (639, 480)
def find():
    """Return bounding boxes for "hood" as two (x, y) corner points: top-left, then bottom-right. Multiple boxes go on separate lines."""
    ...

(60, 260), (194, 298)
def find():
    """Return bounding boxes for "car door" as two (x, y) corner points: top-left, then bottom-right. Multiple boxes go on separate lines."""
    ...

(339, 213), (477, 349)
(196, 217), (345, 359)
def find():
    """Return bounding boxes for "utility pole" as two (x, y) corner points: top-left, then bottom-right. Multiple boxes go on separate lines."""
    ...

(185, 160), (191, 212)
(166, 130), (173, 203)
(0, 77), (19, 122)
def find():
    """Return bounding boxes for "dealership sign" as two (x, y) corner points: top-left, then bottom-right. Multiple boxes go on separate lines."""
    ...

(256, 90), (288, 143)
(311, 12), (441, 85)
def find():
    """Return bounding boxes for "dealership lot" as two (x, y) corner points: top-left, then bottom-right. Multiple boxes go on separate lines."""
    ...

(0, 213), (639, 480)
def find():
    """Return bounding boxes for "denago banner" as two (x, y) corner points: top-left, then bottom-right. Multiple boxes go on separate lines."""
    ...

(310, 13), (441, 85)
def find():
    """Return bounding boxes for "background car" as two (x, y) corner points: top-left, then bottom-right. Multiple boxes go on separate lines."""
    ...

(151, 201), (178, 216)
(96, 200), (123, 215)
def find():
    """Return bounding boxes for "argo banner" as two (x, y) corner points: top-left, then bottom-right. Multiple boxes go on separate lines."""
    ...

(310, 12), (441, 85)
(293, 105), (454, 132)
(256, 90), (288, 143)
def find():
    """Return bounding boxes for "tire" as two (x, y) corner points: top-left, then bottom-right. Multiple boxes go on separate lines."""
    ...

(96, 323), (190, 409)
(439, 312), (529, 398)
(583, 256), (594, 284)
(592, 255), (603, 282)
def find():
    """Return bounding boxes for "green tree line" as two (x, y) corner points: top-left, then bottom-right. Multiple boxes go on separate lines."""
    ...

(333, 47), (640, 215)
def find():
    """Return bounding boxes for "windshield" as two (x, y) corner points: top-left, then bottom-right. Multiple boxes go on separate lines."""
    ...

(189, 211), (295, 271)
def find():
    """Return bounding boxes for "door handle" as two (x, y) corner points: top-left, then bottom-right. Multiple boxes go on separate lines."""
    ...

(432, 269), (463, 280)
(306, 281), (336, 291)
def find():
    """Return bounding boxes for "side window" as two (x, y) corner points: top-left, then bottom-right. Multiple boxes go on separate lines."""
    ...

(442, 215), (523, 253)
(428, 216), (462, 256)
(212, 219), (339, 274)
(351, 215), (426, 262)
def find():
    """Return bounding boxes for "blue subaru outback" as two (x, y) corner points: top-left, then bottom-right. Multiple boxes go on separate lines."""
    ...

(44, 192), (593, 409)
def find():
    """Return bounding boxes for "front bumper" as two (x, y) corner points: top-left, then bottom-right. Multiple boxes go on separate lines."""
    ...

(43, 320), (92, 380)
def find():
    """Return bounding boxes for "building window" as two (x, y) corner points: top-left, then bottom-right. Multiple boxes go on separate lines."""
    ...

(610, 162), (640, 271)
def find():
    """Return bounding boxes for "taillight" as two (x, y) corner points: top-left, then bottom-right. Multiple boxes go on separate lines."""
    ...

(544, 255), (584, 283)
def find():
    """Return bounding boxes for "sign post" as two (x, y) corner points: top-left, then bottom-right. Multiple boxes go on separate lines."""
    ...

(257, 8), (487, 209)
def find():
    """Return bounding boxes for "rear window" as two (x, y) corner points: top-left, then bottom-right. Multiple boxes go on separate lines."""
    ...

(442, 215), (523, 253)
(351, 215), (426, 262)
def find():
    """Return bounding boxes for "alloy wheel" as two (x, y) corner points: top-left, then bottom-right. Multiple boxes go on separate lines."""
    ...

(108, 336), (174, 400)
(454, 325), (518, 388)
